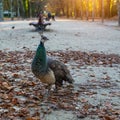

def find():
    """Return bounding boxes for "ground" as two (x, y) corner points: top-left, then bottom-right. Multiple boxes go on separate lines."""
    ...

(0, 19), (120, 120)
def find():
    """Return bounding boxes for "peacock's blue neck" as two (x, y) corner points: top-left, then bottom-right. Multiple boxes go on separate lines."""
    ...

(32, 42), (48, 72)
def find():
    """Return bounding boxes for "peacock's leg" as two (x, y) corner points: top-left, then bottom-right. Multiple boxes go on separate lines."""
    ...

(54, 79), (63, 92)
(45, 85), (52, 97)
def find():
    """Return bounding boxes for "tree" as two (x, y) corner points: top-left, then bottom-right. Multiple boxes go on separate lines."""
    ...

(92, 0), (96, 22)
(102, 0), (104, 23)
(0, 0), (3, 21)
(1, 0), (119, 20)
(17, 0), (20, 18)
(117, 0), (120, 26)
(10, 0), (14, 20)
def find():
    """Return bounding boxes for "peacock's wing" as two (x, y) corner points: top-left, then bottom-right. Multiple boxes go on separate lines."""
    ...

(47, 57), (74, 86)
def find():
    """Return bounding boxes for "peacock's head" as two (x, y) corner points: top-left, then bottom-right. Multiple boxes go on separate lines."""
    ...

(40, 35), (49, 43)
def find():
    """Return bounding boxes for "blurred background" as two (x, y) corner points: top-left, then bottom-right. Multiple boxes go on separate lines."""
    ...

(0, 0), (120, 24)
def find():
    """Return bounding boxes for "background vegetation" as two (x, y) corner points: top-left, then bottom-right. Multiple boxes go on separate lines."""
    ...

(2, 0), (119, 19)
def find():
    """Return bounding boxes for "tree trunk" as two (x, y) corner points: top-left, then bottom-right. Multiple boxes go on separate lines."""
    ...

(66, 0), (69, 18)
(29, 0), (32, 18)
(117, 0), (120, 26)
(105, 0), (111, 18)
(102, 0), (104, 23)
(72, 0), (75, 18)
(80, 0), (83, 20)
(19, 0), (25, 18)
(92, 0), (96, 22)
(17, 0), (20, 18)
(10, 0), (14, 20)
(0, 0), (3, 21)
(86, 0), (89, 20)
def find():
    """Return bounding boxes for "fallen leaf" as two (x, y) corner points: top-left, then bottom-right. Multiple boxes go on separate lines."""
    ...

(103, 115), (114, 120)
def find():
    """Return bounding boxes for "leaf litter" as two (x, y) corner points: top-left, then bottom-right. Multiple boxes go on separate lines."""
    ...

(0, 50), (120, 120)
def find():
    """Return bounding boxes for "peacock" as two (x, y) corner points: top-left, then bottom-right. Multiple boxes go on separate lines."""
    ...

(31, 34), (74, 93)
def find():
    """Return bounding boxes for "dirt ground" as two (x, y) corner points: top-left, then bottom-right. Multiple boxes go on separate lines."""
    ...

(0, 19), (120, 120)
(0, 19), (120, 54)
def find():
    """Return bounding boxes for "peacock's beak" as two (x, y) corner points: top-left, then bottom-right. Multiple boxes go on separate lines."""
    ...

(44, 36), (49, 41)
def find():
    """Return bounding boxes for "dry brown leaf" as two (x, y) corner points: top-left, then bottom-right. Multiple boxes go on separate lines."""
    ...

(103, 115), (114, 120)
(26, 117), (36, 120)
(2, 82), (13, 90)
(2, 93), (9, 99)
(11, 98), (19, 105)
(12, 73), (20, 78)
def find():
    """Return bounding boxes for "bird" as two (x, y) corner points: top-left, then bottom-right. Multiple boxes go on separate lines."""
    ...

(12, 26), (15, 29)
(31, 34), (74, 93)
(31, 35), (55, 93)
